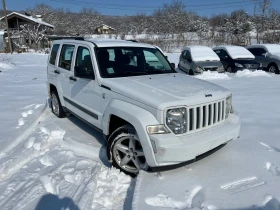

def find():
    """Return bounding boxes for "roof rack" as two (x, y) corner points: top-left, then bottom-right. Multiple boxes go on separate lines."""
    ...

(47, 36), (84, 41)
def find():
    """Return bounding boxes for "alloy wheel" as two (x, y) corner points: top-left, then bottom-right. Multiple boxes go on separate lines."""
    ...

(113, 136), (146, 174)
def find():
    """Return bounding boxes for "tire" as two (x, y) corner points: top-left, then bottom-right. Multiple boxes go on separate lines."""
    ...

(226, 66), (232, 73)
(268, 64), (279, 74)
(189, 69), (194, 75)
(106, 124), (149, 176)
(50, 91), (65, 118)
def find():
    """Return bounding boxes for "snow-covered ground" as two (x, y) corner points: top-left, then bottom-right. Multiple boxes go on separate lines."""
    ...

(0, 53), (280, 210)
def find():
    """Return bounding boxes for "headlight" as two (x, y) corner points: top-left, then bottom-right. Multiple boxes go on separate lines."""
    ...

(147, 125), (170, 135)
(226, 94), (233, 118)
(218, 65), (224, 71)
(194, 65), (203, 72)
(166, 107), (187, 134)
(235, 63), (243, 68)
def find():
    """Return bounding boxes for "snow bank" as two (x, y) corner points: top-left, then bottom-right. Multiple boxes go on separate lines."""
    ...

(235, 69), (271, 77)
(195, 71), (231, 81)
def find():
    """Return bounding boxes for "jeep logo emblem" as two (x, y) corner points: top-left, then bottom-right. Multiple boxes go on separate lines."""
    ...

(205, 94), (212, 97)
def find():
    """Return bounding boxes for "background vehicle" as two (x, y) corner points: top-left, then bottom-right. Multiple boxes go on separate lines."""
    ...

(213, 46), (262, 73)
(246, 44), (280, 74)
(47, 39), (240, 176)
(178, 46), (224, 75)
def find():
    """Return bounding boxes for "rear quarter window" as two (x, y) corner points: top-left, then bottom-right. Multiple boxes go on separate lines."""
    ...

(49, 44), (60, 65)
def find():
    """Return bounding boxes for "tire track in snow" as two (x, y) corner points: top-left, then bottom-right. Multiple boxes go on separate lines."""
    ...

(0, 101), (49, 158)
(0, 127), (65, 181)
(260, 142), (280, 153)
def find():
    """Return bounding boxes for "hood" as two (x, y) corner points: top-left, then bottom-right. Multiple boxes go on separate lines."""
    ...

(270, 53), (280, 60)
(101, 73), (230, 110)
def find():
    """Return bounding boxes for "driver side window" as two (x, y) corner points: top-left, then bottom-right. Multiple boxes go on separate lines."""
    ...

(75, 46), (95, 79)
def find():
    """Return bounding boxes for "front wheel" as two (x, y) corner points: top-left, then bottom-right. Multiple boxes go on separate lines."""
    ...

(107, 125), (149, 176)
(268, 64), (279, 74)
(226, 66), (233, 73)
(189, 69), (194, 75)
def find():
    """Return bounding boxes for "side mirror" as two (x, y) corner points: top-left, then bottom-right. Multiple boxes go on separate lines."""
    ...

(261, 53), (267, 57)
(187, 58), (192, 63)
(170, 63), (175, 69)
(222, 56), (228, 60)
(74, 66), (95, 79)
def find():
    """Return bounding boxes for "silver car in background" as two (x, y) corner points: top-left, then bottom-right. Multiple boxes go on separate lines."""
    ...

(246, 44), (280, 74)
(178, 46), (225, 75)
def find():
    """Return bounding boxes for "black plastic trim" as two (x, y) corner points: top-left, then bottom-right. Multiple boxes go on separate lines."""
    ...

(63, 97), (98, 120)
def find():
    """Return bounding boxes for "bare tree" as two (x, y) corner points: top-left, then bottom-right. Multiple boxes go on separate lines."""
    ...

(20, 24), (47, 50)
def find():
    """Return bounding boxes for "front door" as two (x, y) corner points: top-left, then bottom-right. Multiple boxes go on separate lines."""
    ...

(68, 45), (103, 128)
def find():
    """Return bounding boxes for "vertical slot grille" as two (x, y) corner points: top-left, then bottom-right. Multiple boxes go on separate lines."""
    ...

(184, 99), (226, 134)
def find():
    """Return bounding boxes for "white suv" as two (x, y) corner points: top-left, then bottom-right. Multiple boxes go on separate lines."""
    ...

(47, 38), (241, 176)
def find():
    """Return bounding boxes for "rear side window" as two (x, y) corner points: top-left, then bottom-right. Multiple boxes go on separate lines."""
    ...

(58, 44), (75, 70)
(49, 44), (60, 65)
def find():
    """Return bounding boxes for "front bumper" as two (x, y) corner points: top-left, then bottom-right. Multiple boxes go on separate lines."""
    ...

(149, 112), (240, 166)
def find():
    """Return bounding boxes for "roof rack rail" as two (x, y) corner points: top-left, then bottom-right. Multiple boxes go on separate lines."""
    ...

(48, 36), (84, 41)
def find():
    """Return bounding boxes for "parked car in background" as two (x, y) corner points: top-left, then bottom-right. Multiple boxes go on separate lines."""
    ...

(246, 44), (280, 74)
(178, 46), (225, 75)
(47, 39), (240, 176)
(213, 46), (262, 73)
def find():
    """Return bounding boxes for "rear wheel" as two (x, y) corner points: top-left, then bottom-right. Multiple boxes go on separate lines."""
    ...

(268, 64), (279, 74)
(51, 91), (65, 118)
(107, 125), (149, 176)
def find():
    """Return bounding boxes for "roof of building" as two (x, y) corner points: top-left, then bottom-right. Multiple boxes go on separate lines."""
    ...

(0, 12), (54, 28)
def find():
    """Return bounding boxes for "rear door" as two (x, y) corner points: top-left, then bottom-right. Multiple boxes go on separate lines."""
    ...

(68, 45), (103, 128)
(56, 44), (76, 106)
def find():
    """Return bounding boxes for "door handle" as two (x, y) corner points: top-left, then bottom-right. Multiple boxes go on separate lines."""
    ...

(54, 70), (60, 74)
(69, 76), (77, 81)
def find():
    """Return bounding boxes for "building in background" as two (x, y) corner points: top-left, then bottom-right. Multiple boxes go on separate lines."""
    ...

(0, 12), (54, 52)
(95, 24), (116, 34)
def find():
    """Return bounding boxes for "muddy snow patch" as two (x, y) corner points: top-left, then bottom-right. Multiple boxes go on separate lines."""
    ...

(195, 71), (231, 81)
(235, 69), (271, 77)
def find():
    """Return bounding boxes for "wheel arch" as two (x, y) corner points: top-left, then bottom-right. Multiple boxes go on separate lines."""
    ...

(102, 99), (160, 167)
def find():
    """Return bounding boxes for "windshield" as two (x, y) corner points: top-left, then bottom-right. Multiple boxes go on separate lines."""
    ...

(96, 47), (175, 78)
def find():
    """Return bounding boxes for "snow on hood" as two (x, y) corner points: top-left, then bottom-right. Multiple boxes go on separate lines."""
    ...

(101, 73), (230, 110)
(190, 47), (220, 62)
(270, 53), (280, 60)
(226, 46), (255, 59)
(266, 44), (280, 54)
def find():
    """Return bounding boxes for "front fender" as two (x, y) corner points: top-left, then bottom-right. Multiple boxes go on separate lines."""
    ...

(102, 99), (160, 167)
